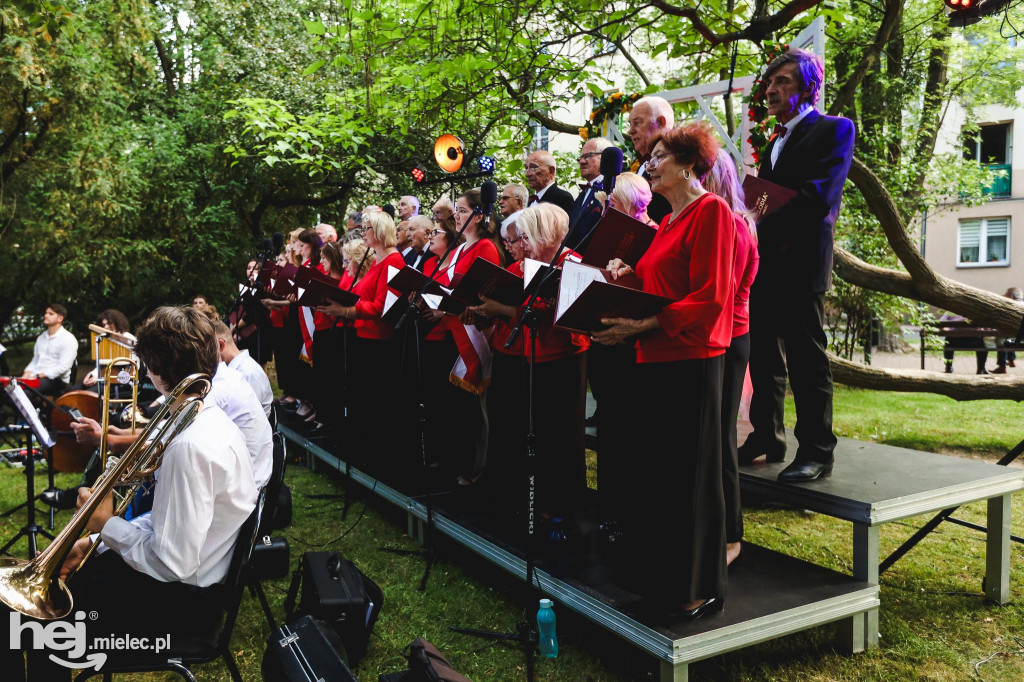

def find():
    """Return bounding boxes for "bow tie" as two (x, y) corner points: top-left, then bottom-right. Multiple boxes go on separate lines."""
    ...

(579, 180), (603, 191)
(528, 194), (538, 205)
(773, 123), (788, 139)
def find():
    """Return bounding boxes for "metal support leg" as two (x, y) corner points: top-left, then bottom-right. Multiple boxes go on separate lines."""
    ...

(659, 660), (688, 682)
(407, 512), (416, 539)
(853, 522), (879, 647)
(836, 611), (866, 654)
(985, 494), (1011, 605)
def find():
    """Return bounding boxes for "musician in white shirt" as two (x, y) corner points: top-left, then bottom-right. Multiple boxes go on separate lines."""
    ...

(21, 303), (78, 395)
(4, 306), (258, 680)
(212, 319), (273, 417)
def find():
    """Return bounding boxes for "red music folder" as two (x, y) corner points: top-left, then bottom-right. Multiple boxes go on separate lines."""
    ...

(741, 174), (797, 220)
(580, 208), (657, 268)
(554, 261), (673, 334)
(297, 278), (360, 308)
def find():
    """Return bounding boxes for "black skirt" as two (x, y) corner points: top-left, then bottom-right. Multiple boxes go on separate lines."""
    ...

(618, 355), (727, 606)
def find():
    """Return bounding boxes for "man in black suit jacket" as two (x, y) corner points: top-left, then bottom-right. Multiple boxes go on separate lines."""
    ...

(404, 216), (432, 271)
(566, 137), (612, 250)
(739, 49), (855, 482)
(525, 149), (575, 218)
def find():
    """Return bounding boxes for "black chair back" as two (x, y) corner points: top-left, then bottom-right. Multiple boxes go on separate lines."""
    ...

(218, 488), (266, 646)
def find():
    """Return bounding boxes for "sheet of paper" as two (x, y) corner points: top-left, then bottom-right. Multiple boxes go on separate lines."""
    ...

(5, 382), (55, 448)
(386, 265), (402, 283)
(382, 289), (400, 315)
(523, 258), (548, 289)
(422, 293), (443, 310)
(556, 260), (607, 321)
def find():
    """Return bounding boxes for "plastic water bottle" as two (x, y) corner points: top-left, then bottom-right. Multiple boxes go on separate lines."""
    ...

(537, 598), (558, 658)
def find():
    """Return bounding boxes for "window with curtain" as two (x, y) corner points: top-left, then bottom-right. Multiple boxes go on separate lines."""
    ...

(958, 217), (1010, 266)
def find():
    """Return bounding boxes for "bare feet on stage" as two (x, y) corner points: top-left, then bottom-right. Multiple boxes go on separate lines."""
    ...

(726, 541), (742, 567)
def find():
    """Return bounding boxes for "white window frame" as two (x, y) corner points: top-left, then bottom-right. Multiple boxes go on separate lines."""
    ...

(957, 216), (1011, 268)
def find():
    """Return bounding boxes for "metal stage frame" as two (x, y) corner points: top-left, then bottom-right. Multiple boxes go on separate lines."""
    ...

(279, 424), (878, 681)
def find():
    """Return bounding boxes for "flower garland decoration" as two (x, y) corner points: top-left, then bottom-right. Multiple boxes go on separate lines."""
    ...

(579, 90), (644, 146)
(743, 41), (789, 166)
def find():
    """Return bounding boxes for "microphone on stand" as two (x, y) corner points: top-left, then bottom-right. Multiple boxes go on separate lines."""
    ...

(599, 147), (624, 215)
(272, 231), (284, 256)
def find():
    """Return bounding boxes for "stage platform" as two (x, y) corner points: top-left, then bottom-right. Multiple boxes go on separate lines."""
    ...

(733, 421), (1023, 647)
(279, 422), (878, 681)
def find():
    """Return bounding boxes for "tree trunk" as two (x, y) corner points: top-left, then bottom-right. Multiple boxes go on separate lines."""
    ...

(830, 353), (1024, 401)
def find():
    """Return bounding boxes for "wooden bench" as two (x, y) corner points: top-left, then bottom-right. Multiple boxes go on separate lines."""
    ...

(919, 320), (1024, 369)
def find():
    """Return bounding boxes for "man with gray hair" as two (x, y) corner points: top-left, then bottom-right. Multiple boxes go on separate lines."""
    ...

(315, 223), (338, 244)
(738, 48), (855, 482)
(499, 183), (528, 218)
(628, 96), (674, 223)
(524, 149), (574, 217)
(432, 195), (454, 221)
(397, 195), (420, 221)
(567, 137), (613, 249)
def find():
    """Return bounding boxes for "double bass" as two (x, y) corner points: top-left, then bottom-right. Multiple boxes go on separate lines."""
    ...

(50, 391), (100, 473)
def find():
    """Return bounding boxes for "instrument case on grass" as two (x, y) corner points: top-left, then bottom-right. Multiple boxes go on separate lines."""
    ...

(262, 614), (358, 682)
(285, 551), (383, 668)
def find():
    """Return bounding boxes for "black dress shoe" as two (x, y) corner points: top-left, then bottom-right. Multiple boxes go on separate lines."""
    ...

(660, 596), (725, 624)
(41, 486), (82, 510)
(777, 460), (833, 482)
(737, 441), (785, 466)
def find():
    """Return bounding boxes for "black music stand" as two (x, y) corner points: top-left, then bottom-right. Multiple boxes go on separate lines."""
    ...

(1, 381), (56, 558)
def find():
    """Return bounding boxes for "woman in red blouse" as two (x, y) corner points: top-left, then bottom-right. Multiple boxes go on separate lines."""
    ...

(595, 122), (736, 622)
(329, 211), (406, 466)
(316, 238), (374, 442)
(704, 149), (759, 568)
(471, 202), (588, 517)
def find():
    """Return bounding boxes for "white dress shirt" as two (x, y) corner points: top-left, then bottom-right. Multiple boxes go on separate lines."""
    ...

(770, 104), (814, 169)
(24, 326), (78, 383)
(228, 349), (273, 417)
(210, 362), (273, 488)
(100, 405), (257, 586)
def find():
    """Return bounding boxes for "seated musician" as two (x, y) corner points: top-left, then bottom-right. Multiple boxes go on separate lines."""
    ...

(212, 318), (273, 417)
(46, 317), (272, 510)
(1, 305), (258, 681)
(69, 309), (135, 393)
(20, 303), (78, 396)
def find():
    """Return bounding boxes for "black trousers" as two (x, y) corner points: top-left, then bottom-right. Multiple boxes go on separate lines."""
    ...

(485, 352), (527, 501)
(0, 551), (224, 682)
(531, 353), (588, 515)
(721, 333), (749, 543)
(746, 282), (837, 464)
(349, 336), (400, 470)
(618, 355), (727, 605)
(36, 377), (66, 397)
(589, 342), (637, 520)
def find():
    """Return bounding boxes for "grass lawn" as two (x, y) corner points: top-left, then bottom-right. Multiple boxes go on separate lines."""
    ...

(0, 384), (1021, 680)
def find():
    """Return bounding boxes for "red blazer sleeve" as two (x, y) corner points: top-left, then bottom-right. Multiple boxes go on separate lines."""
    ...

(656, 198), (736, 339)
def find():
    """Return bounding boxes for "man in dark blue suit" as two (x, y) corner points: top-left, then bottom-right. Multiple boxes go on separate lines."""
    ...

(738, 49), (856, 482)
(566, 136), (612, 250)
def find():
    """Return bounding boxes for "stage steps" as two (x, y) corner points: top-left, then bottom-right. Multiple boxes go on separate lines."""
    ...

(279, 423), (878, 681)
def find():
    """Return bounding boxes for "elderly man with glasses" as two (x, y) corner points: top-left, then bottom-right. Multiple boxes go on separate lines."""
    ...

(566, 137), (613, 249)
(498, 184), (528, 218)
(523, 150), (574, 217)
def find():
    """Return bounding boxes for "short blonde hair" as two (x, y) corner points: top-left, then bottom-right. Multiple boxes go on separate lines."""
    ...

(610, 172), (652, 219)
(342, 238), (374, 277)
(517, 203), (568, 249)
(362, 210), (397, 249)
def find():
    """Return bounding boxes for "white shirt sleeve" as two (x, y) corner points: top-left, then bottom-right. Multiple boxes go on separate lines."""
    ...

(100, 438), (221, 583)
(53, 330), (78, 382)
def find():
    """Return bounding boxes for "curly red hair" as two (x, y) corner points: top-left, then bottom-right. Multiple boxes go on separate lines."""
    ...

(653, 122), (721, 182)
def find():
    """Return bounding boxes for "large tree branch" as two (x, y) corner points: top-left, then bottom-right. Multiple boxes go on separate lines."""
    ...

(830, 353), (1024, 401)
(153, 33), (177, 97)
(827, 0), (904, 116)
(906, 22), (950, 207)
(647, 0), (823, 46)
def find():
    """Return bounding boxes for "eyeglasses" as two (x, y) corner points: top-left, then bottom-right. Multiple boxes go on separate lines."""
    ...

(499, 195), (517, 202)
(524, 164), (542, 173)
(578, 151), (600, 162)
(503, 236), (521, 245)
(647, 151), (672, 170)
(428, 229), (443, 237)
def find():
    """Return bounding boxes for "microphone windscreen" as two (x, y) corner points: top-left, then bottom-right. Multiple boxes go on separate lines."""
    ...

(260, 238), (272, 253)
(383, 204), (396, 218)
(480, 181), (498, 207)
(600, 147), (624, 181)
(272, 232), (284, 254)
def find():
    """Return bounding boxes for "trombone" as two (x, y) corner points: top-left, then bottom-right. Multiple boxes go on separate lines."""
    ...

(99, 357), (143, 511)
(0, 373), (212, 620)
